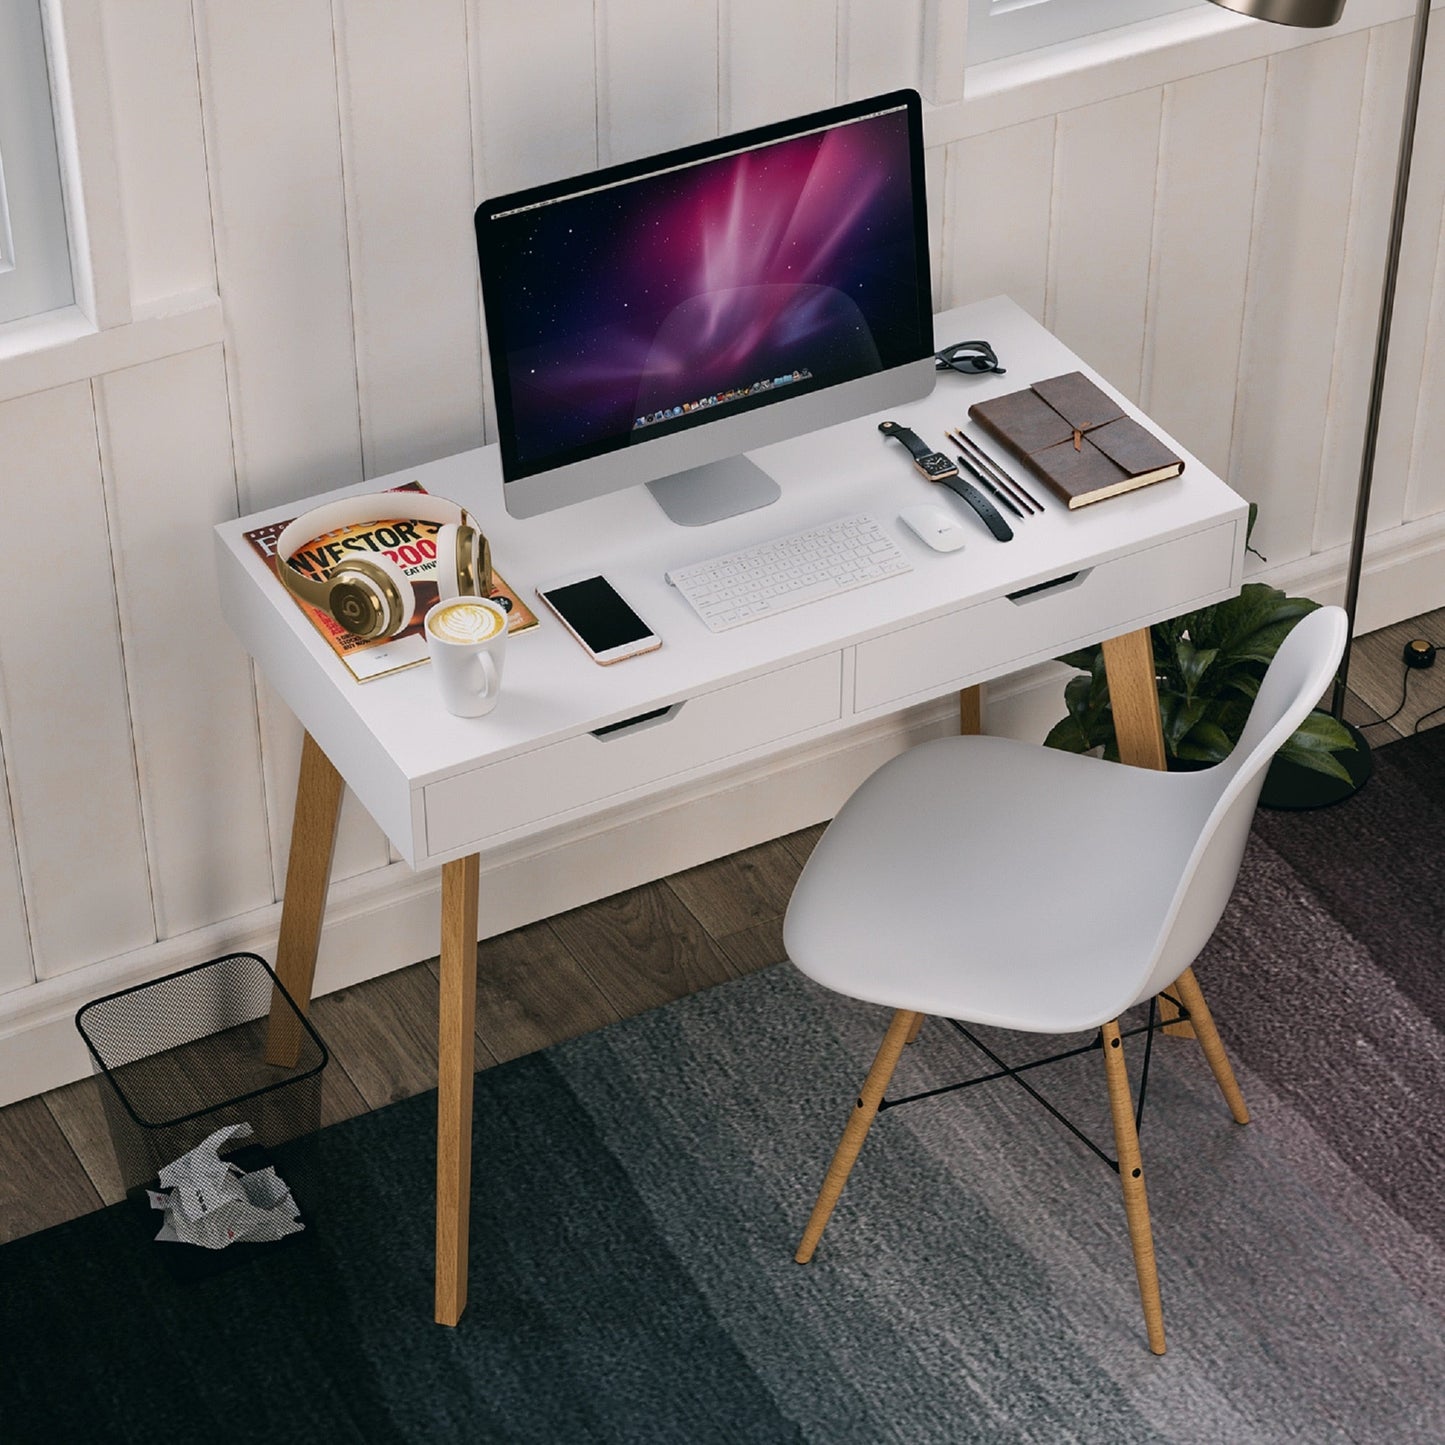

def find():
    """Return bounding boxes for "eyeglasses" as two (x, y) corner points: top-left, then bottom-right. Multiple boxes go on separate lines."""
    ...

(935, 340), (1005, 376)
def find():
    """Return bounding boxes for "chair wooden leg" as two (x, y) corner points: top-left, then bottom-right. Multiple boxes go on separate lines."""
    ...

(1101, 1020), (1166, 1355)
(1156, 992), (1197, 1040)
(905, 1014), (925, 1044)
(796, 1008), (922, 1264)
(1172, 967), (1250, 1125)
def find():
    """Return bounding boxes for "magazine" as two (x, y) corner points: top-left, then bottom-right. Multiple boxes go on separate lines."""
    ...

(243, 481), (537, 682)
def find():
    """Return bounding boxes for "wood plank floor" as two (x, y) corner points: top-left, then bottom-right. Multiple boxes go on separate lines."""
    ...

(5, 612), (1443, 1246)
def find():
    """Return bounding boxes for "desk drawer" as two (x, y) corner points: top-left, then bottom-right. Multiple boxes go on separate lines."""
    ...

(422, 652), (843, 858)
(854, 521), (1238, 713)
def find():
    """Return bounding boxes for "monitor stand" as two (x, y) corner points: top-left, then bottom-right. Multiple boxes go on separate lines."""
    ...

(646, 454), (782, 527)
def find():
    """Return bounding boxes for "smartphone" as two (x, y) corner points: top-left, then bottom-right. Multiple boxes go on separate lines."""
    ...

(536, 573), (662, 665)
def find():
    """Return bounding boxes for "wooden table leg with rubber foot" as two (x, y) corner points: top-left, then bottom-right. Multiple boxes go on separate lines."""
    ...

(266, 731), (344, 1067)
(436, 851), (480, 1327)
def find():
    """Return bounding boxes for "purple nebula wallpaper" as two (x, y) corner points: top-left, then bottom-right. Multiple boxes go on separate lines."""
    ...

(483, 105), (926, 476)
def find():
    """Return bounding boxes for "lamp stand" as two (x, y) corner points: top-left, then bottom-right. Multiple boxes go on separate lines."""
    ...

(1260, 0), (1433, 810)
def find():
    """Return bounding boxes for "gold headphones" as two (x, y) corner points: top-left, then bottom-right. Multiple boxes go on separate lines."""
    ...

(274, 494), (491, 641)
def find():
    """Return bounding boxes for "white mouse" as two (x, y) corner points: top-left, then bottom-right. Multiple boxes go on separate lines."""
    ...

(898, 505), (967, 553)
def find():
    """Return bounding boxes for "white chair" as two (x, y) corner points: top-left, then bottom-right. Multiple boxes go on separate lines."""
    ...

(784, 606), (1349, 1355)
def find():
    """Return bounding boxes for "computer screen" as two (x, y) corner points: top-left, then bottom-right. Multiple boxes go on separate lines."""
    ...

(475, 89), (935, 525)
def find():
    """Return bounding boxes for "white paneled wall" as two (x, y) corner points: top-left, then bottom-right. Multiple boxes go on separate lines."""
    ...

(0, 382), (155, 978)
(333, 0), (485, 480)
(93, 346), (273, 939)
(1048, 87), (1163, 400)
(1142, 60), (1264, 481)
(1233, 33), (1372, 566)
(1, 0), (1442, 1103)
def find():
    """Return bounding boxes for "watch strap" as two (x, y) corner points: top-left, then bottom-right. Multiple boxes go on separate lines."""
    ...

(940, 475), (1014, 542)
(878, 420), (933, 461)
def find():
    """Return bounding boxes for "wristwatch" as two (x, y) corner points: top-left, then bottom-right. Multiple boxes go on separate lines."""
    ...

(878, 420), (1013, 542)
(878, 420), (957, 481)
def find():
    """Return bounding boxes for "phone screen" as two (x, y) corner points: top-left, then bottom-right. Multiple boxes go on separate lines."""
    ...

(541, 576), (654, 653)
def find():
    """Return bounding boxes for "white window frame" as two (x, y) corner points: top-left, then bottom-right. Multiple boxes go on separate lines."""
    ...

(0, 0), (74, 325)
(967, 0), (1209, 65)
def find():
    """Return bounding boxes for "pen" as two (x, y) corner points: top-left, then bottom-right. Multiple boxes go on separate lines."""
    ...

(948, 429), (1044, 514)
(944, 436), (1025, 519)
(955, 455), (1024, 519)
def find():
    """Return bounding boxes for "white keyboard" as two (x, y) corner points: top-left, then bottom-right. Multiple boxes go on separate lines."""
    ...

(665, 512), (912, 632)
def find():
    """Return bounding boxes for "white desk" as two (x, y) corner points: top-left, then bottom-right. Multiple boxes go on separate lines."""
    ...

(215, 296), (1247, 1323)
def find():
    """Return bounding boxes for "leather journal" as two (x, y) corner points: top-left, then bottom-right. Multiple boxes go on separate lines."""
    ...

(968, 371), (1183, 509)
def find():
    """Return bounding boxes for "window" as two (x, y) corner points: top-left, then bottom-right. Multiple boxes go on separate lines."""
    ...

(969, 0), (1207, 66)
(0, 0), (73, 325)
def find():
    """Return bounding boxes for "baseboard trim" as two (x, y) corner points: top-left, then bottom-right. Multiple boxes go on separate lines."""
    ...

(1253, 511), (1445, 634)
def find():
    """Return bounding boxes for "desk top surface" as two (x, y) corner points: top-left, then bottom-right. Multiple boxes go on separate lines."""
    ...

(216, 296), (1247, 798)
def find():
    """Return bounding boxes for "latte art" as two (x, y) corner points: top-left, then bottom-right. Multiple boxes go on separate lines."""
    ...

(427, 599), (505, 643)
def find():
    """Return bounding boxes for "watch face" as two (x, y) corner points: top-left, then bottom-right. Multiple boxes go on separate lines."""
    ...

(915, 452), (958, 480)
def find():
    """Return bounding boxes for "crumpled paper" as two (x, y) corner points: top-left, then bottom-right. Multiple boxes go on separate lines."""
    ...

(147, 1123), (303, 1249)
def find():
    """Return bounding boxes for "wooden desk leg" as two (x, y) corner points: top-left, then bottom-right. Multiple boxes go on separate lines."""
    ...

(959, 683), (983, 737)
(265, 731), (344, 1066)
(436, 852), (480, 1327)
(1100, 629), (1166, 771)
(1100, 628), (1193, 1037)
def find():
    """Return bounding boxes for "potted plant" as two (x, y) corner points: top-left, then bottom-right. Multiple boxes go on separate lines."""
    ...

(1045, 580), (1358, 782)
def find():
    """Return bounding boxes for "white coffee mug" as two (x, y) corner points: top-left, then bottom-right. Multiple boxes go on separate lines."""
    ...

(425, 597), (509, 717)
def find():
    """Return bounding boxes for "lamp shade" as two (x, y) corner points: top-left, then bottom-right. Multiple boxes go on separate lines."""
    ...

(1206, 0), (1345, 25)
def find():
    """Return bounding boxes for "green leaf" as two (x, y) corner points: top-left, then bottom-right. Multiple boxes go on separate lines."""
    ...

(1274, 710), (1358, 784)
(1063, 672), (1095, 714)
(1160, 694), (1208, 752)
(1288, 711), (1357, 755)
(1057, 644), (1103, 673)
(1277, 736), (1355, 783)
(1172, 640), (1219, 696)
(1044, 716), (1095, 753)
(1174, 721), (1234, 764)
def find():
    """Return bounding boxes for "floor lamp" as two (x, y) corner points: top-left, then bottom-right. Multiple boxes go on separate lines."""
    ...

(1208, 0), (1434, 808)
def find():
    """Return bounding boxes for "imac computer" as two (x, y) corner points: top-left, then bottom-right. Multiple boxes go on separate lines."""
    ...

(474, 89), (935, 527)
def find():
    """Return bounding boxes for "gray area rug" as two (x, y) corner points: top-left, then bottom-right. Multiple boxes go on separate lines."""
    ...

(2, 729), (1442, 1443)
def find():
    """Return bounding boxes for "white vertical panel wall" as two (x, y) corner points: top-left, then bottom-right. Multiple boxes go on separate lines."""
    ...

(1409, 214), (1445, 521)
(0, 383), (154, 977)
(1143, 61), (1265, 481)
(1048, 88), (1163, 403)
(0, 731), (34, 996)
(93, 346), (274, 939)
(468, 0), (598, 199)
(597, 0), (719, 165)
(840, 0), (925, 101)
(941, 118), (1053, 321)
(96, 0), (214, 313)
(721, 0), (838, 132)
(1348, 20), (1445, 535)
(193, 0), (389, 895)
(0, 1), (1443, 1105)
(333, 0), (486, 479)
(1230, 33), (1371, 567)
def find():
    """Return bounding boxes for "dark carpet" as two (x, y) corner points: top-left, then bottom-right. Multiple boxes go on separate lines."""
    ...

(3, 730), (1443, 1444)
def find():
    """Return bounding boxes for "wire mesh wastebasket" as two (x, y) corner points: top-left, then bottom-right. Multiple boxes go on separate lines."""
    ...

(75, 952), (329, 1198)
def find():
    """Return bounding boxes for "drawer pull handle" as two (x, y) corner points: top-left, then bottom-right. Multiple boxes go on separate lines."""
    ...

(1007, 568), (1092, 604)
(590, 702), (684, 741)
